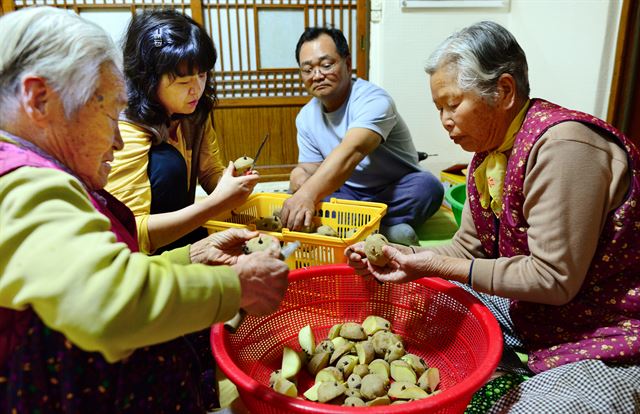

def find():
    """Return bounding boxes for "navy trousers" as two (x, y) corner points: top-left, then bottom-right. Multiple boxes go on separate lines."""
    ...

(328, 171), (444, 227)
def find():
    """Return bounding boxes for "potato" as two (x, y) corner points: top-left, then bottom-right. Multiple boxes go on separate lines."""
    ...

(298, 324), (315, 358)
(359, 374), (388, 401)
(281, 346), (302, 379)
(233, 156), (254, 175)
(315, 339), (335, 355)
(401, 353), (428, 377)
(364, 234), (389, 266)
(243, 235), (276, 254)
(390, 360), (416, 383)
(316, 225), (338, 237)
(344, 228), (359, 238)
(255, 215), (283, 232)
(362, 315), (391, 336)
(343, 396), (366, 406)
(353, 364), (369, 378)
(355, 340), (375, 365)
(271, 376), (297, 398)
(316, 366), (343, 384)
(339, 322), (367, 341)
(317, 381), (346, 403)
(346, 373), (362, 389)
(418, 367), (440, 393)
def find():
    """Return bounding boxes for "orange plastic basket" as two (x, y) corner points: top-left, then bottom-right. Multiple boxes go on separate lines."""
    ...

(211, 264), (503, 414)
(203, 194), (387, 269)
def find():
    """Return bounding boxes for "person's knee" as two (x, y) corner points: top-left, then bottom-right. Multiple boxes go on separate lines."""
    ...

(412, 172), (444, 218)
(421, 172), (445, 203)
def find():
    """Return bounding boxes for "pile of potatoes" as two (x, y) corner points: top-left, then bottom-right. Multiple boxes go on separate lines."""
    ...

(268, 315), (441, 407)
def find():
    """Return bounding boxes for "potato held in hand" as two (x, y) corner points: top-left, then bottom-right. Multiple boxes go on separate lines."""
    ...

(233, 156), (254, 175)
(364, 234), (390, 266)
(243, 235), (276, 254)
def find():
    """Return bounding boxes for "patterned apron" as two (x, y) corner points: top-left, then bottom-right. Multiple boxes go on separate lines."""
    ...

(467, 99), (640, 373)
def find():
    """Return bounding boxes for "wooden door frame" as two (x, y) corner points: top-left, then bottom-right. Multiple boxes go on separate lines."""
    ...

(608, 0), (640, 142)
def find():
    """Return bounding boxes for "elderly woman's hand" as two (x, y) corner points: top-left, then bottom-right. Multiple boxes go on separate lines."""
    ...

(232, 248), (289, 316)
(190, 228), (265, 265)
(362, 244), (437, 284)
(344, 242), (369, 274)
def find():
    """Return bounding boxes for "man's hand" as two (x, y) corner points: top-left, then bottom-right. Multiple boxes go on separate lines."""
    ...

(232, 248), (289, 316)
(190, 228), (261, 265)
(280, 192), (316, 231)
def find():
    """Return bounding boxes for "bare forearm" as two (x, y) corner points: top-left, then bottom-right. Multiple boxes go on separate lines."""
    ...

(146, 198), (227, 250)
(289, 164), (319, 193)
(297, 147), (364, 202)
(406, 249), (472, 285)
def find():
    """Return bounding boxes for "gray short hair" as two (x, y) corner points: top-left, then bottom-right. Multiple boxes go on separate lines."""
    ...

(0, 7), (121, 120)
(425, 21), (529, 102)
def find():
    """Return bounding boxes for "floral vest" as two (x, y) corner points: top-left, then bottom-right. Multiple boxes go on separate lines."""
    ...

(0, 137), (213, 412)
(467, 99), (640, 373)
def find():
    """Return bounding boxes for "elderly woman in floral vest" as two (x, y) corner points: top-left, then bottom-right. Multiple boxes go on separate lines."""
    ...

(347, 21), (639, 412)
(0, 7), (289, 412)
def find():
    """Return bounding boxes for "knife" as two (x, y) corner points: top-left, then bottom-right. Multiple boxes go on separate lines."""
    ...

(249, 133), (270, 171)
(224, 240), (300, 333)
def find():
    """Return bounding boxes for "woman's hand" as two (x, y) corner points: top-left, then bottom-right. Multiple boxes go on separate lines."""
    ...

(344, 241), (369, 274)
(190, 228), (267, 265)
(209, 162), (259, 209)
(345, 242), (435, 284)
(366, 245), (437, 283)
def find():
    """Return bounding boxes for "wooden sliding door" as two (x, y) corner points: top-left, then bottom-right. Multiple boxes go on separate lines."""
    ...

(1, 0), (369, 181)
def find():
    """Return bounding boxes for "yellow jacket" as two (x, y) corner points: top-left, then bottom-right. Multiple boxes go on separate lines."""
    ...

(106, 116), (225, 253)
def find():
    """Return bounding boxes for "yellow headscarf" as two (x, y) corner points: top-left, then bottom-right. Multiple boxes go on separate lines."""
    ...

(473, 100), (530, 217)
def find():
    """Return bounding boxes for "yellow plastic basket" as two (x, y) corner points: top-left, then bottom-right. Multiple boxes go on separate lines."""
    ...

(203, 193), (387, 269)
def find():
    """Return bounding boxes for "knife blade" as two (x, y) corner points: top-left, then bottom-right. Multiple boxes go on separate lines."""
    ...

(250, 133), (270, 171)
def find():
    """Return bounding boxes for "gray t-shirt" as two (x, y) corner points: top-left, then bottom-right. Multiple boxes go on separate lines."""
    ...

(296, 78), (421, 189)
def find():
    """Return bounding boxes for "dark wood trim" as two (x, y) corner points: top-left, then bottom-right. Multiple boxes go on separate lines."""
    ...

(356, 0), (369, 79)
(608, 0), (640, 143)
(217, 96), (311, 108)
(1, 0), (15, 14)
(190, 0), (203, 26)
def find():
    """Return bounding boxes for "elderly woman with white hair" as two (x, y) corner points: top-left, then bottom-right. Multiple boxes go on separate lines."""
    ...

(347, 21), (640, 412)
(0, 7), (289, 412)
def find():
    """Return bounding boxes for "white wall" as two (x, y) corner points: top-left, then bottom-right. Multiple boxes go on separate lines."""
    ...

(369, 0), (623, 174)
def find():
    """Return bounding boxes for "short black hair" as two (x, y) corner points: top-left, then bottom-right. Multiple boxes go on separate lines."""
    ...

(122, 9), (217, 127)
(295, 27), (351, 65)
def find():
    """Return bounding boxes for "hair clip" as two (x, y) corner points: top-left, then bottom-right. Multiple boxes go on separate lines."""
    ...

(153, 28), (163, 48)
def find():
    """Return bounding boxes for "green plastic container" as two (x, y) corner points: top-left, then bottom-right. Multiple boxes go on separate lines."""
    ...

(445, 183), (466, 227)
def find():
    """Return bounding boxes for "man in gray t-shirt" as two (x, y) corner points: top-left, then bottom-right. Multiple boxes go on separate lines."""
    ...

(280, 27), (443, 245)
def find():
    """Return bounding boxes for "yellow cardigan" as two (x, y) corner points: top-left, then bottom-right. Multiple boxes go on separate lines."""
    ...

(106, 117), (226, 253)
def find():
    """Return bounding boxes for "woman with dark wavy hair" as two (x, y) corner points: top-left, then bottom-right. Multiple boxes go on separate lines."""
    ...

(107, 9), (258, 255)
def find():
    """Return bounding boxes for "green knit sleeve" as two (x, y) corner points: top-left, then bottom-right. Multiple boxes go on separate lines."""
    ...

(0, 167), (241, 362)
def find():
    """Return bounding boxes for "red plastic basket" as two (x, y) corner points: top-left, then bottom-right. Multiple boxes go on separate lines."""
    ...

(211, 264), (502, 414)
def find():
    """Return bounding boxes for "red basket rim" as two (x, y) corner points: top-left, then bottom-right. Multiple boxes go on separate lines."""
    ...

(211, 264), (503, 413)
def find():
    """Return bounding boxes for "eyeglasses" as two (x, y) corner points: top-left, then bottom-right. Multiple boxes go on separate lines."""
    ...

(299, 61), (340, 78)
